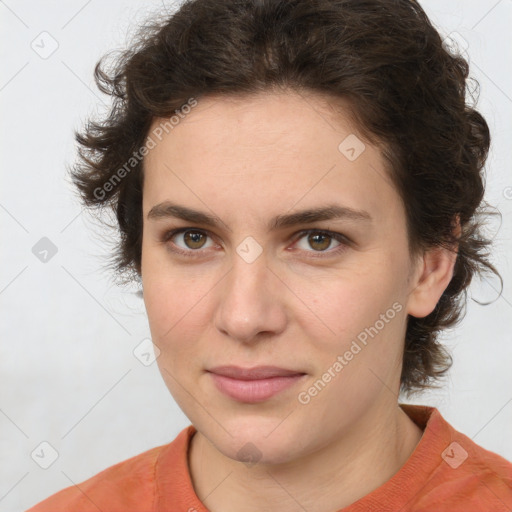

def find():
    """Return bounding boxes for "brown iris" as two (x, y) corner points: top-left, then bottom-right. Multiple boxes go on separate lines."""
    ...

(183, 230), (207, 249)
(307, 232), (332, 251)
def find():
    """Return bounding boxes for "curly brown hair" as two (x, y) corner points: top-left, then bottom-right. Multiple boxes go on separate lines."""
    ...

(69, 0), (502, 397)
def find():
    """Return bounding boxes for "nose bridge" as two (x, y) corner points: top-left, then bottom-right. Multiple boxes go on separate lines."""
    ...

(215, 239), (285, 342)
(226, 240), (270, 314)
(235, 239), (270, 285)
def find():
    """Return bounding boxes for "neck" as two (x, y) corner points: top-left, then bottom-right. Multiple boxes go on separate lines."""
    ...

(188, 402), (423, 512)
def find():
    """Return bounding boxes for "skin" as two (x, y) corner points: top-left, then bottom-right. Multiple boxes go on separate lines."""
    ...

(141, 91), (458, 512)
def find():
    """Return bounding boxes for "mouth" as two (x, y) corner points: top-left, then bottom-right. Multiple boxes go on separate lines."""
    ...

(207, 365), (307, 403)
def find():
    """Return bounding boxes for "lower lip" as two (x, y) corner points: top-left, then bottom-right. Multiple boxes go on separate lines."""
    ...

(208, 372), (306, 403)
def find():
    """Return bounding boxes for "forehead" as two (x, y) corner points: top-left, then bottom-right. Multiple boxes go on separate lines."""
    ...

(147, 91), (360, 154)
(142, 92), (401, 228)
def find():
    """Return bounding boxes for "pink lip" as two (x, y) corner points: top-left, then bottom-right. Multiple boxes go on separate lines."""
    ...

(207, 366), (307, 403)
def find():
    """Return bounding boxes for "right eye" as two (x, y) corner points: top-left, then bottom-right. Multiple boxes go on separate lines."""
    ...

(160, 228), (216, 257)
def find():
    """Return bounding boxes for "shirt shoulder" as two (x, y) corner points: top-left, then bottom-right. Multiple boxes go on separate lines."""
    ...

(396, 405), (512, 511)
(344, 405), (512, 512)
(412, 431), (512, 511)
(25, 443), (168, 512)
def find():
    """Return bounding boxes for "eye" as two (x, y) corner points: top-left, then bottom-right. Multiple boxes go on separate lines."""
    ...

(161, 228), (215, 257)
(160, 228), (350, 258)
(292, 229), (349, 257)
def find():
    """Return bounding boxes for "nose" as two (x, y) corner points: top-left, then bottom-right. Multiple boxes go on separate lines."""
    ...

(214, 249), (287, 345)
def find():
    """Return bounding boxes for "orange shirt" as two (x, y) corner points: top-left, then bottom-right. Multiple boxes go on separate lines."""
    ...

(26, 404), (512, 511)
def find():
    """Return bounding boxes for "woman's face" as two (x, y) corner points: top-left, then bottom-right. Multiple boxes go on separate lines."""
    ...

(141, 91), (425, 465)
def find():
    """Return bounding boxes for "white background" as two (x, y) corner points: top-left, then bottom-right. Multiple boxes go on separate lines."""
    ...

(1, 1), (511, 510)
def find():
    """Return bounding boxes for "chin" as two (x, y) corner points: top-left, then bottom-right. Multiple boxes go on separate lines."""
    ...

(200, 415), (306, 466)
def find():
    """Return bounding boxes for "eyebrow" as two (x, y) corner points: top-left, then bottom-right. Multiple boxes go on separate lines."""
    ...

(147, 201), (372, 231)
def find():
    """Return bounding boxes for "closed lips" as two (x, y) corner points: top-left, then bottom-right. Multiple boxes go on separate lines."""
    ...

(207, 366), (306, 380)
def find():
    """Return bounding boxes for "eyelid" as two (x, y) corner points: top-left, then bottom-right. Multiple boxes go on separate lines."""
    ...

(160, 227), (351, 257)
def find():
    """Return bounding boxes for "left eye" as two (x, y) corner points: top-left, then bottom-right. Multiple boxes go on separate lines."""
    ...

(294, 230), (346, 253)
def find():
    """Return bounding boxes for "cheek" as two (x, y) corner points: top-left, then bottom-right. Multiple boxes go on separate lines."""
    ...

(141, 244), (192, 337)
(142, 279), (173, 338)
(143, 277), (202, 389)
(299, 266), (401, 346)
(141, 264), (215, 356)
(299, 279), (406, 413)
(300, 271), (407, 397)
(144, 283), (194, 346)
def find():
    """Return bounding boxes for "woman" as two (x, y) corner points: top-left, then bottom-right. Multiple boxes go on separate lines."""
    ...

(27, 0), (512, 510)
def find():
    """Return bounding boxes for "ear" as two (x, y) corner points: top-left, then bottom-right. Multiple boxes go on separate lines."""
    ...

(406, 216), (461, 318)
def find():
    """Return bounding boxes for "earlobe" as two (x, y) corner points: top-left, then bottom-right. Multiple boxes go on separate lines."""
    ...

(406, 217), (461, 319)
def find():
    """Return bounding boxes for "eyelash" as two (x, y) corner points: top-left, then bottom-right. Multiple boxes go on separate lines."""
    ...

(159, 228), (350, 259)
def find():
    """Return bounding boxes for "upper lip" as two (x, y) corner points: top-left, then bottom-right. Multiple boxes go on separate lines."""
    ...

(208, 365), (306, 380)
